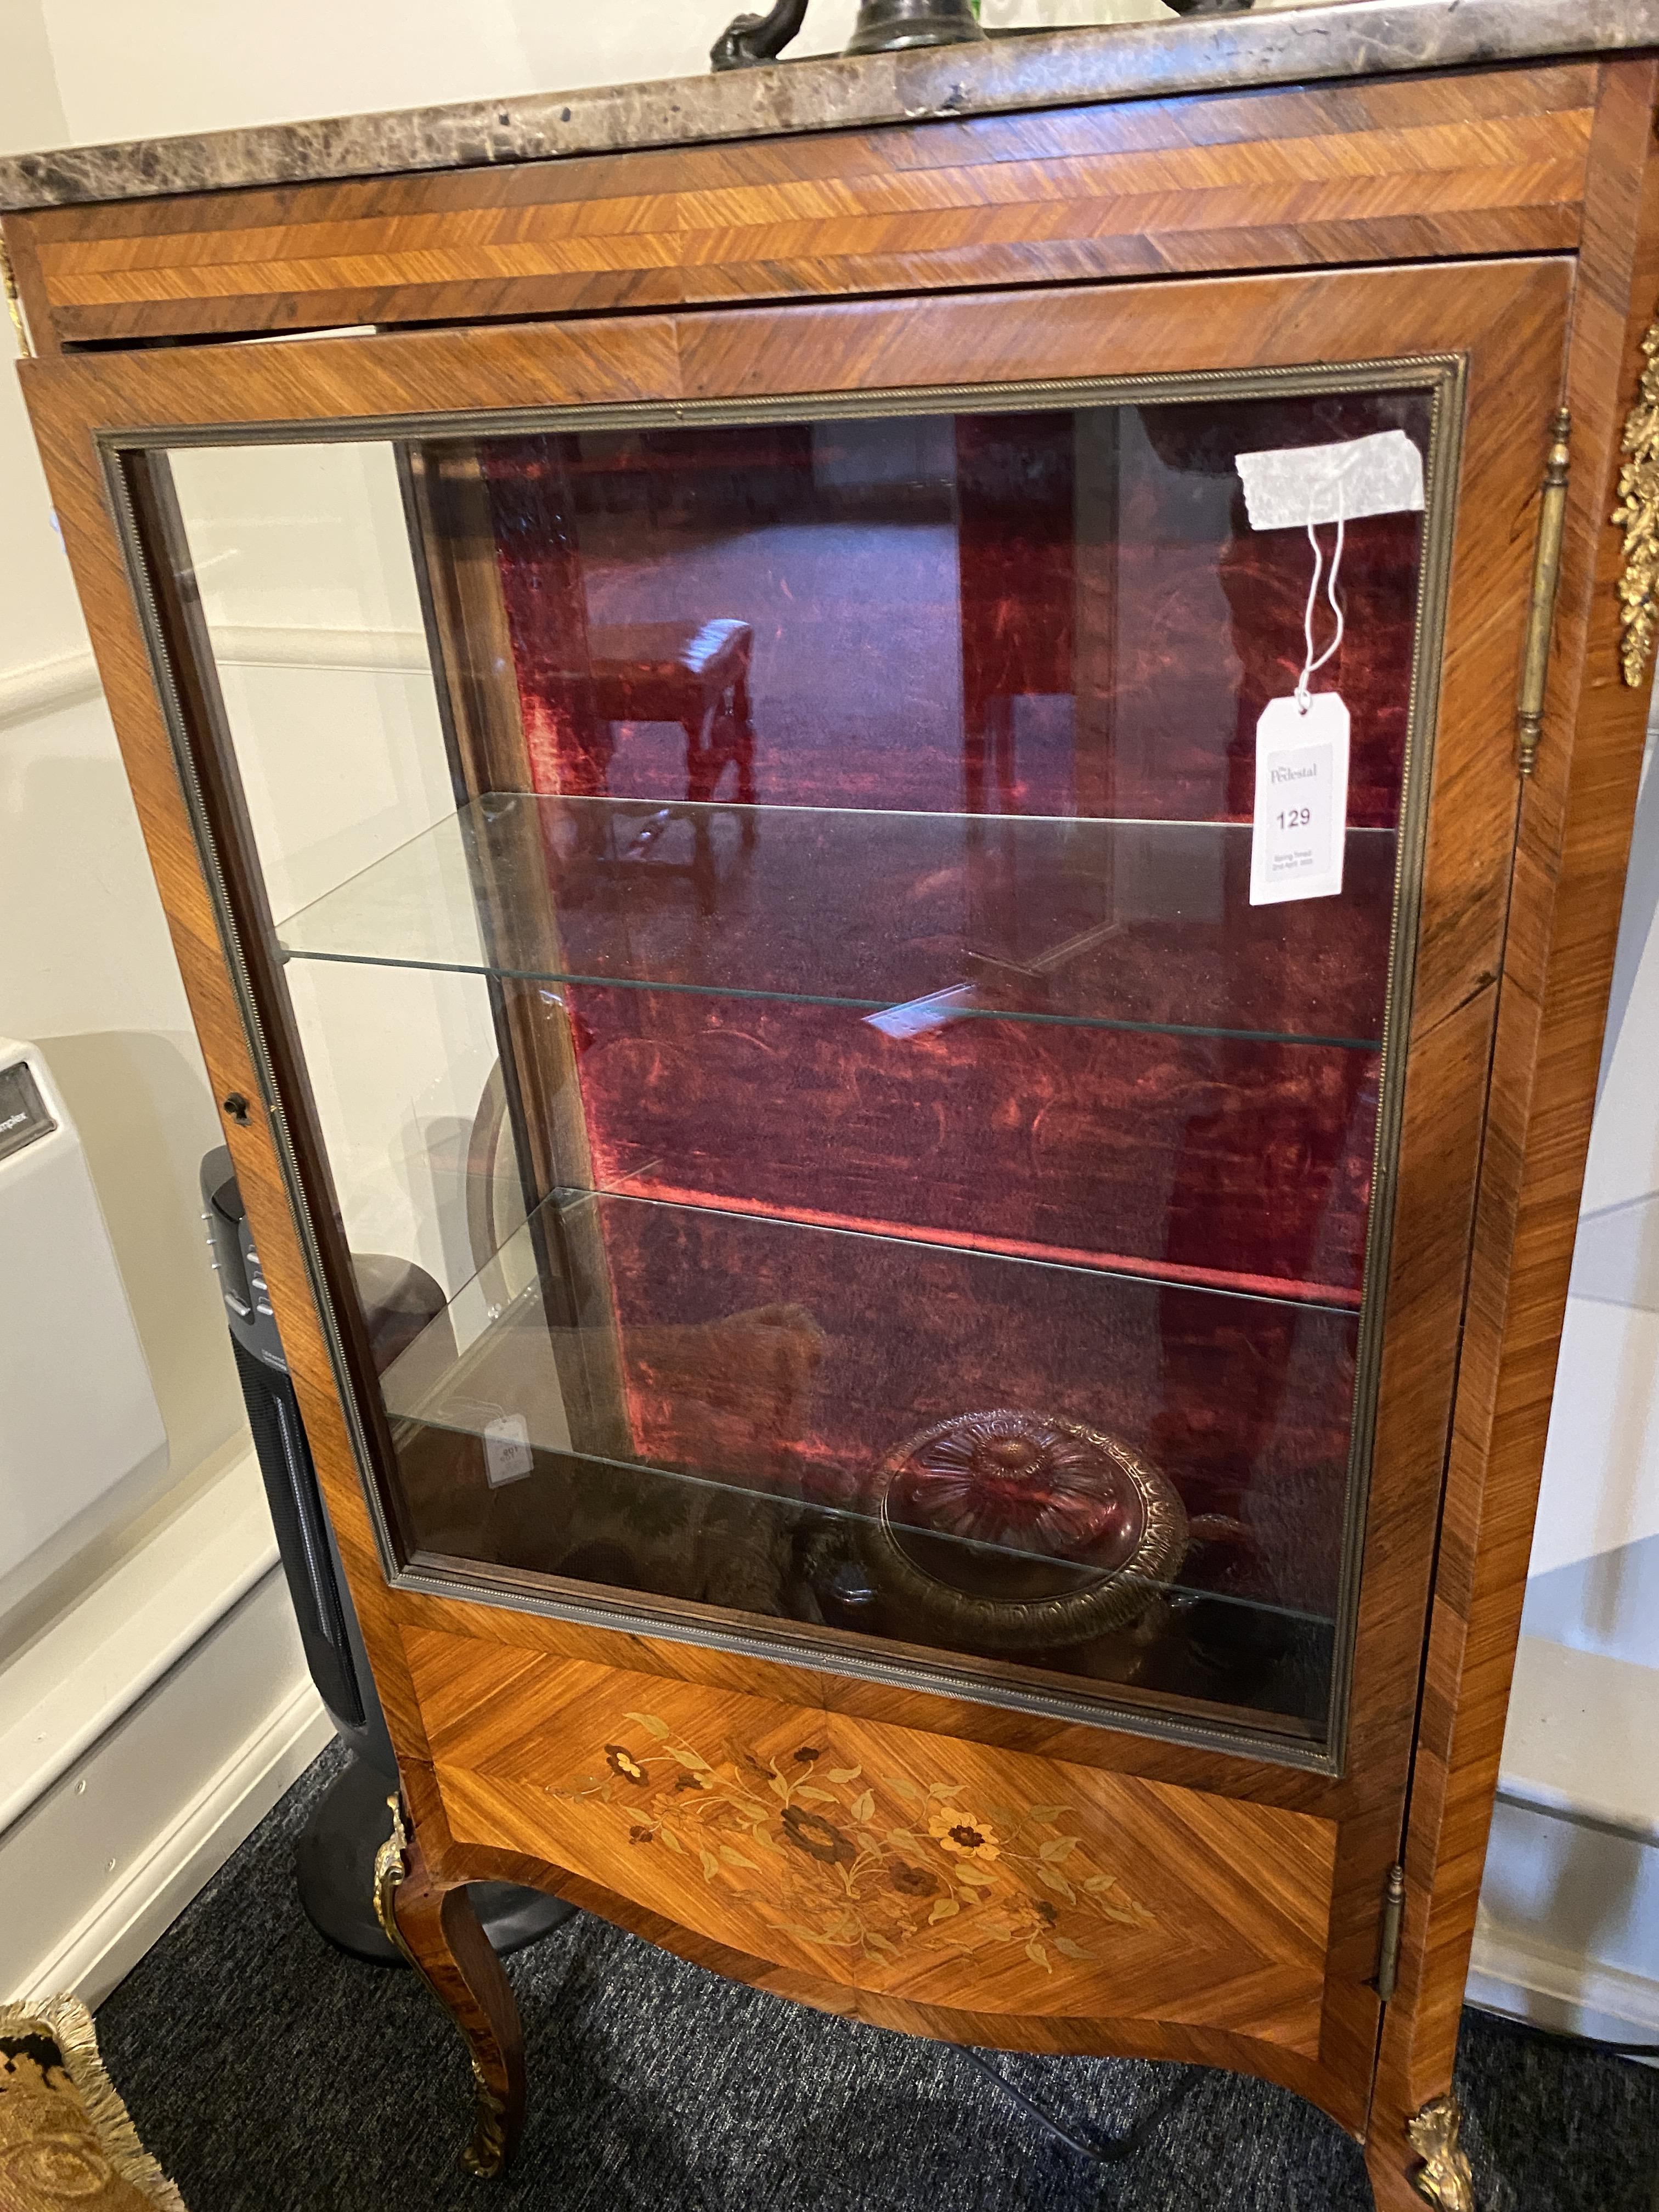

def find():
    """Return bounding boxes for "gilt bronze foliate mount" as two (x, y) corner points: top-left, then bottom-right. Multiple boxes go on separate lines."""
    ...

(1614, 319), (1659, 689)
(373, 1796), (511, 2179)
(713, 0), (1254, 72)
(1406, 2096), (1476, 2211)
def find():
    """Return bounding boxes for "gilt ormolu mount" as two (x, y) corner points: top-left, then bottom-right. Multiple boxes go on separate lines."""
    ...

(5, 8), (1658, 2208)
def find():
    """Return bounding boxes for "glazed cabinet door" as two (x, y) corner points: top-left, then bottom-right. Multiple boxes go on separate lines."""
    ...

(26, 253), (1570, 2134)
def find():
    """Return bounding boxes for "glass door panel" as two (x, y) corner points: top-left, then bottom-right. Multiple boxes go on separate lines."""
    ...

(159, 375), (1442, 1756)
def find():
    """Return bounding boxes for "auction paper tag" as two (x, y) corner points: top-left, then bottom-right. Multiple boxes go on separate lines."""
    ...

(484, 1410), (534, 1487)
(1250, 692), (1350, 906)
(1235, 430), (1424, 532)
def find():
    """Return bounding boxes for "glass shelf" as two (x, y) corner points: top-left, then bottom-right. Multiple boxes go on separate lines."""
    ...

(278, 793), (1397, 1052)
(167, 377), (1440, 1750)
(381, 1185), (1345, 1730)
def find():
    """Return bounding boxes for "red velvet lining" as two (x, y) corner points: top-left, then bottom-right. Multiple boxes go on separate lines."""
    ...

(570, 992), (1378, 1304)
(591, 1192), (1356, 1616)
(478, 392), (1426, 1632)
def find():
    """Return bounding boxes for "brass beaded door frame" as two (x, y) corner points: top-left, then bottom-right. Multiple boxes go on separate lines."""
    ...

(101, 347), (1463, 1775)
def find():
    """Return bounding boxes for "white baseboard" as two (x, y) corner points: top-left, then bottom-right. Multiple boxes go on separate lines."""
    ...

(1471, 1635), (1659, 2050)
(0, 627), (427, 736)
(0, 1437), (280, 1836)
(1, 1438), (335, 2008)
(1469, 1912), (1659, 2049)
(0, 647), (101, 730)
(30, 1675), (333, 2012)
(2, 1565), (332, 2011)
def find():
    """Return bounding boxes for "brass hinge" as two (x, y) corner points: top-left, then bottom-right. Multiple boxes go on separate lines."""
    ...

(1377, 1862), (1406, 2003)
(1516, 405), (1572, 778)
(0, 229), (32, 359)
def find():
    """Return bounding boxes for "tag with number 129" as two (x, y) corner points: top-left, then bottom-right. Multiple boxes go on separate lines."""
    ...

(1250, 692), (1350, 906)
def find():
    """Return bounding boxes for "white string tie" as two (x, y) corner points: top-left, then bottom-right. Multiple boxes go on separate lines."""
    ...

(1296, 475), (1346, 714)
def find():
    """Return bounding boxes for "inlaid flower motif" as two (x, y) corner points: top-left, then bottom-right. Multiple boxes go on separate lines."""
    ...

(556, 1716), (1156, 1974)
(889, 1861), (939, 1899)
(929, 1809), (1000, 1861)
(781, 1804), (853, 1864)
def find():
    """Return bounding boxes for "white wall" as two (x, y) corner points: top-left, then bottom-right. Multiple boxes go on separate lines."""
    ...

(26, 2), (1189, 149)
(1474, 705), (1659, 2047)
(1528, 722), (1659, 1605)
(32, 0), (861, 145)
(0, 0), (317, 2009)
(166, 439), (507, 1294)
(0, 0), (247, 1548)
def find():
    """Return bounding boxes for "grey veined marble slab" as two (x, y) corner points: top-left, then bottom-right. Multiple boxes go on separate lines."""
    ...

(3, 0), (1658, 214)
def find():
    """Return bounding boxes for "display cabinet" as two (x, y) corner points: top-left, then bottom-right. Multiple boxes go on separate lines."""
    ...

(7, 6), (1659, 2204)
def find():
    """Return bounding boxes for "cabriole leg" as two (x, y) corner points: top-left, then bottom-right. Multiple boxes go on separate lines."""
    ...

(374, 1796), (527, 2178)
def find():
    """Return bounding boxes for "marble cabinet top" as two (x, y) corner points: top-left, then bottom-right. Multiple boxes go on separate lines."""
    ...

(2, 0), (1657, 215)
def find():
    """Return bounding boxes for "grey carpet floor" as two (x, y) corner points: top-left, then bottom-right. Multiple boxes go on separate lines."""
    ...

(96, 1742), (1658, 2212)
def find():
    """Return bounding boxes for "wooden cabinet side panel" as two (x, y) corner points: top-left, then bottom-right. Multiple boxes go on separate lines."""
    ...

(1368, 55), (1659, 2198)
(10, 428), (430, 1767)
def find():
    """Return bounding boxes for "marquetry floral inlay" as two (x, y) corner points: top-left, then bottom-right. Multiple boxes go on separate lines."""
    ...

(552, 1718), (1156, 1971)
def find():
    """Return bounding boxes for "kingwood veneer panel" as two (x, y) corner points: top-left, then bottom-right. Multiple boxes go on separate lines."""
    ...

(1366, 58), (1659, 2191)
(11, 61), (1595, 348)
(404, 1628), (1338, 2053)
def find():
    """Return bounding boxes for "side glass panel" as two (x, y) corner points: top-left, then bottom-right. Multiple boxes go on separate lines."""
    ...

(158, 381), (1442, 1755)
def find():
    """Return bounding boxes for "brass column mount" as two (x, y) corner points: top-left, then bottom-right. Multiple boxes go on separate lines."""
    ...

(1613, 319), (1659, 689)
(1516, 407), (1571, 778)
(1407, 2096), (1476, 2211)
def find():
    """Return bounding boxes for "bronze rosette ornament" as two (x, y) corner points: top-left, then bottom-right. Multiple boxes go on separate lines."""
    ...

(862, 1408), (1190, 1650)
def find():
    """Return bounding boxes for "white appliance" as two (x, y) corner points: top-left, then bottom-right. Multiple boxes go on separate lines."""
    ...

(0, 1038), (167, 1611)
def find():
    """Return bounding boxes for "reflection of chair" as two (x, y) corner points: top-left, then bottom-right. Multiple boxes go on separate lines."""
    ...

(586, 617), (757, 809)
(570, 617), (759, 914)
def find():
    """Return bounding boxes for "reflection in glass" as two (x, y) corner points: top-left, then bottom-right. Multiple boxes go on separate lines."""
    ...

(166, 384), (1435, 1750)
(382, 1187), (1352, 1730)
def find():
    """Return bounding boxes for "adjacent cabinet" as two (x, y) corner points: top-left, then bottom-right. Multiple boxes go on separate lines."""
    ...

(8, 22), (1659, 2208)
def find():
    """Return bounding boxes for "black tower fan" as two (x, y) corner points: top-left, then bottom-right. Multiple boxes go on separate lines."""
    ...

(201, 1147), (573, 1963)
